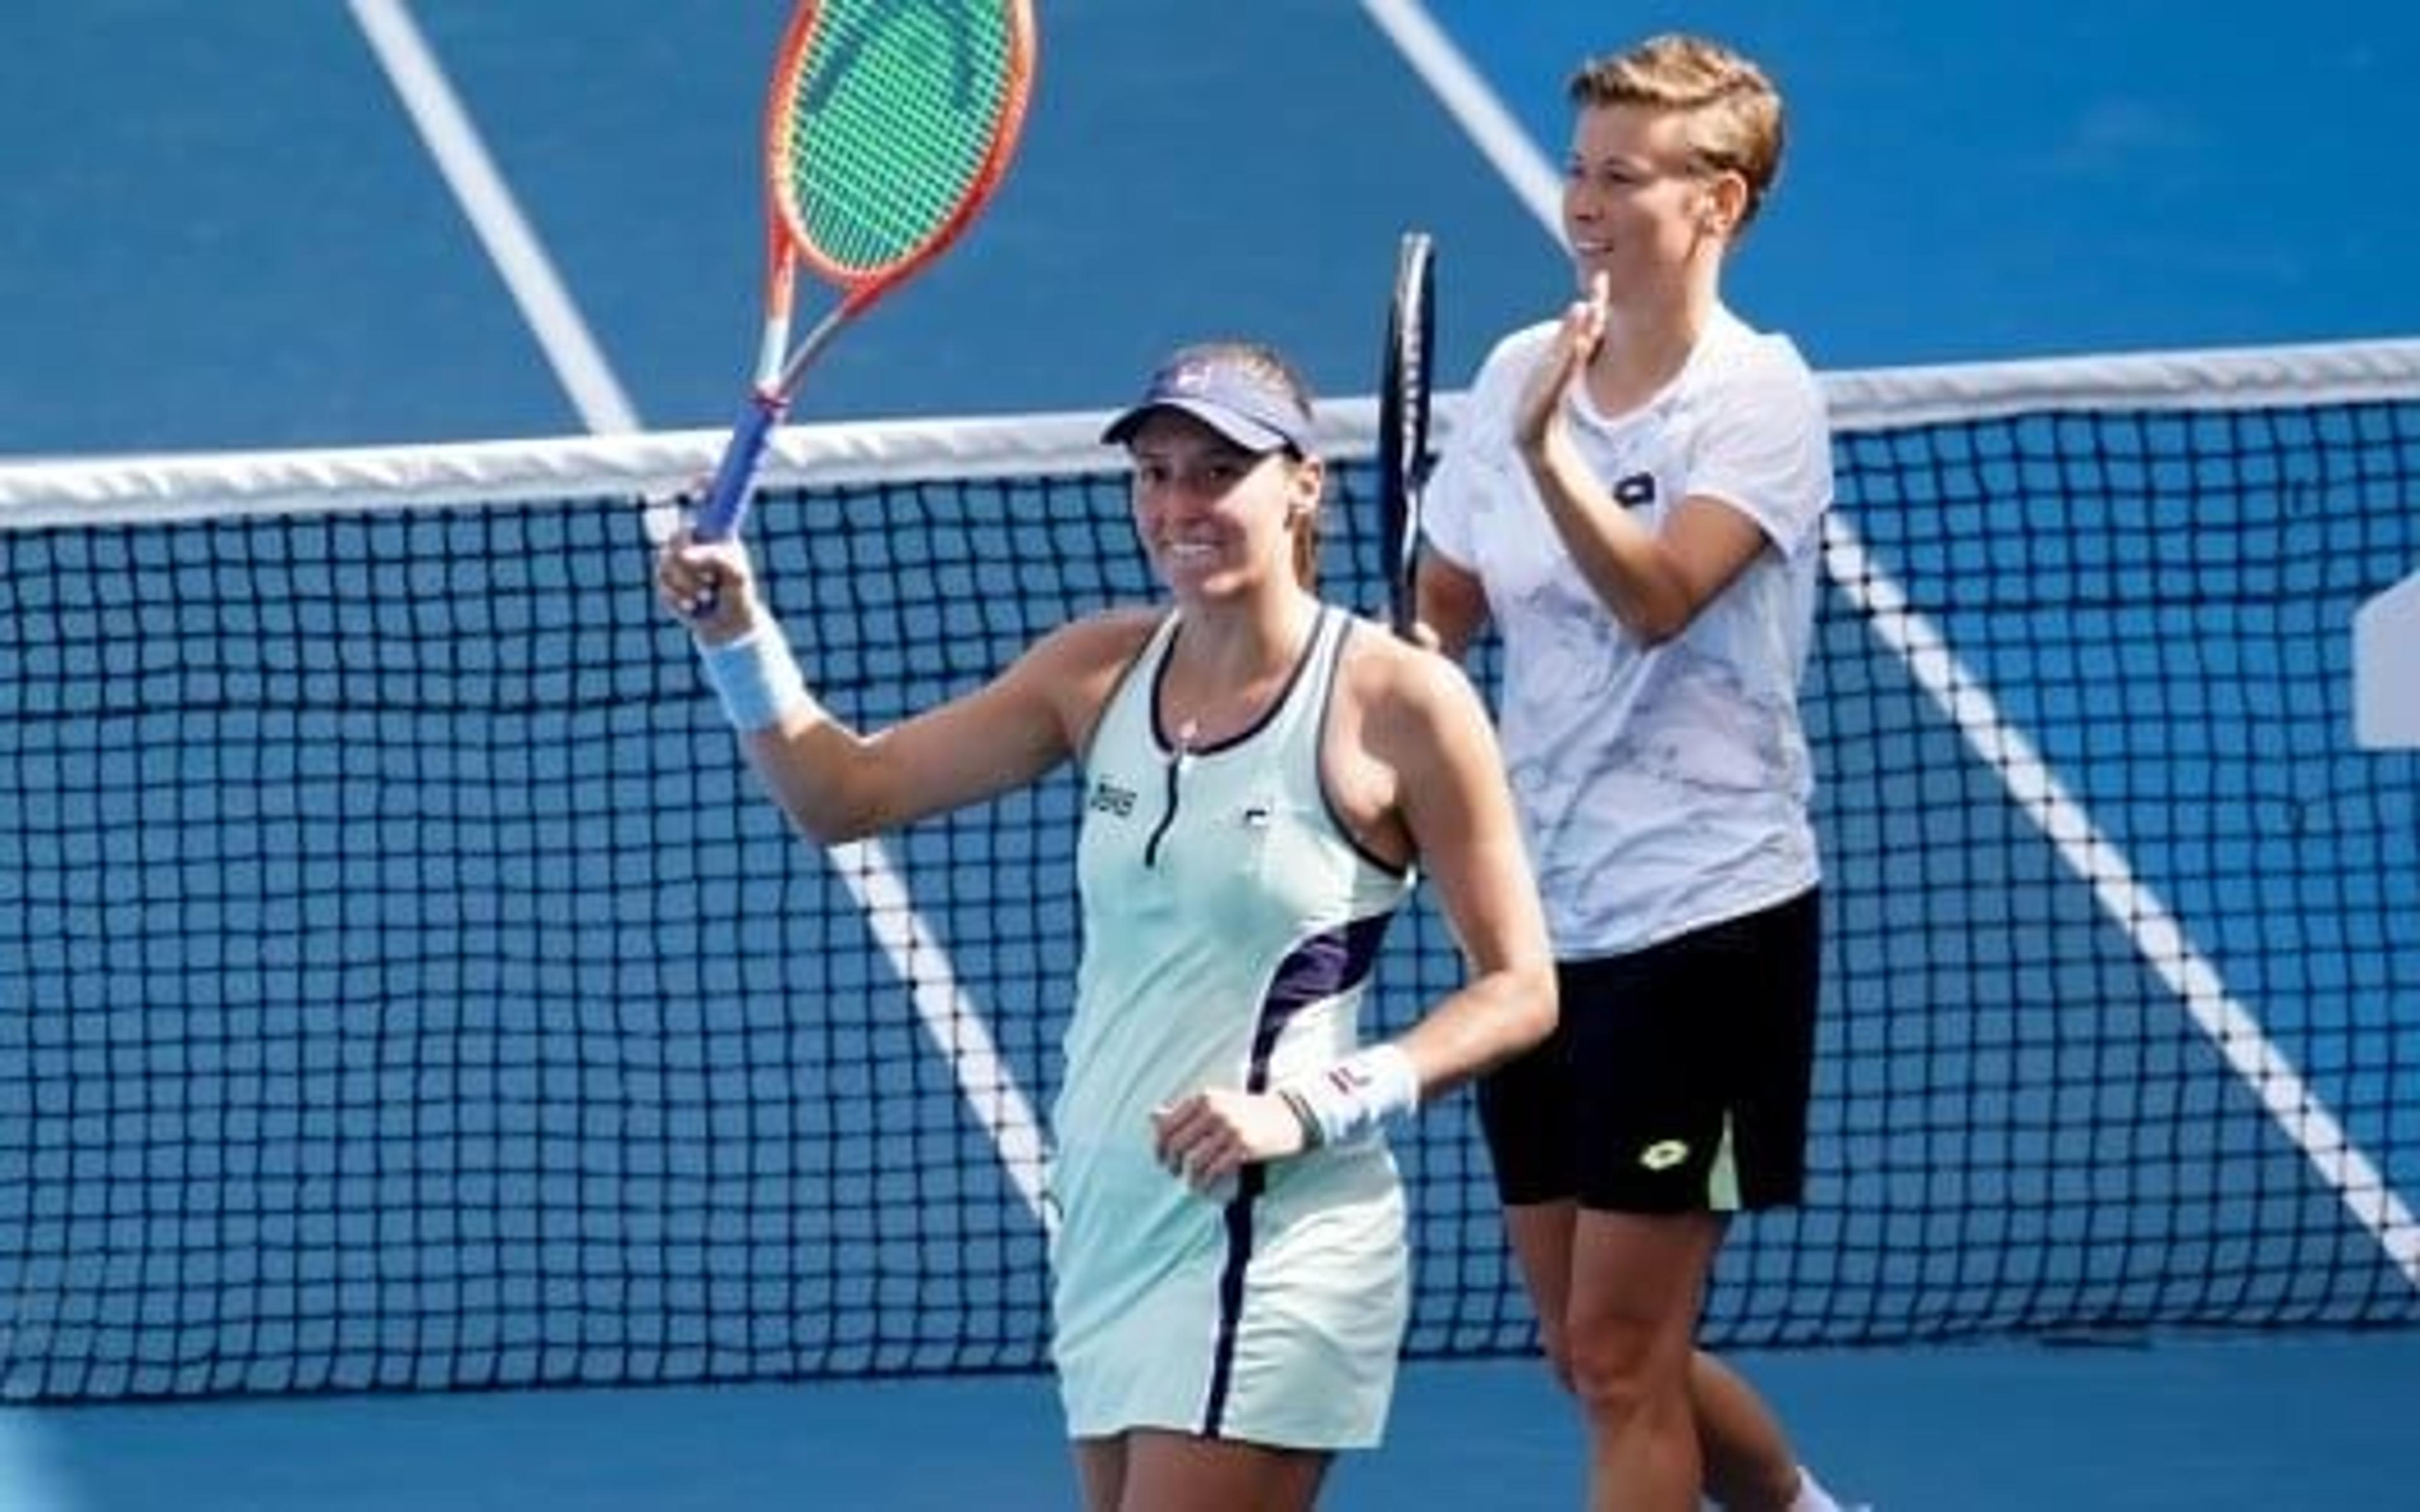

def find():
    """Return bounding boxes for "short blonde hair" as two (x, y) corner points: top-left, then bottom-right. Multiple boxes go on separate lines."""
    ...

(1568, 34), (1786, 234)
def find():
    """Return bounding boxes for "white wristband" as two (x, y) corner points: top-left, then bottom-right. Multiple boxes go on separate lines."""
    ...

(1279, 1043), (1420, 1149)
(696, 622), (809, 734)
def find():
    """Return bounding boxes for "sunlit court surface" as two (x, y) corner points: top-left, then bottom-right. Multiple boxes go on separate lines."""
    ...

(3, 3), (2417, 1509)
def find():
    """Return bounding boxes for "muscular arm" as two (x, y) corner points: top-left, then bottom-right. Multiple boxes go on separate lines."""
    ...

(1149, 636), (1555, 1189)
(735, 634), (1081, 843)
(1523, 437), (1770, 646)
(660, 528), (1140, 844)
(1514, 295), (1772, 644)
(1377, 648), (1558, 1096)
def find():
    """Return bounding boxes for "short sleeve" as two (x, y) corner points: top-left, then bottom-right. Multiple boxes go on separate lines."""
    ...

(1422, 323), (1555, 570)
(1685, 336), (1833, 559)
(1422, 424), (1480, 570)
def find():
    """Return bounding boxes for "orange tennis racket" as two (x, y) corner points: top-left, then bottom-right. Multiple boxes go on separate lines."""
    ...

(693, 0), (1037, 542)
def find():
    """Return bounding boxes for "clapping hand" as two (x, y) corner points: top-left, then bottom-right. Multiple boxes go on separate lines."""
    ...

(1514, 269), (1611, 455)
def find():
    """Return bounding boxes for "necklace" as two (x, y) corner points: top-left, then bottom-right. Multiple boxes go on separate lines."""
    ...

(1162, 604), (1317, 758)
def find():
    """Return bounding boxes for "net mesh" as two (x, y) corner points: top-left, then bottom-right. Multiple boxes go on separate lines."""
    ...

(3, 341), (2417, 1403)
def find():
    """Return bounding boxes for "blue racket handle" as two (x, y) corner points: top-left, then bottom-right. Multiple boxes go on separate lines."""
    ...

(693, 393), (786, 542)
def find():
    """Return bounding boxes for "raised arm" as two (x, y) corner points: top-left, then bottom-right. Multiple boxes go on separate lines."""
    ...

(658, 526), (1115, 844)
(1513, 286), (1774, 645)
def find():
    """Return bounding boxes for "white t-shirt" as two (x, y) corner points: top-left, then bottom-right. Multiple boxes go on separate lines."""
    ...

(1424, 305), (1832, 958)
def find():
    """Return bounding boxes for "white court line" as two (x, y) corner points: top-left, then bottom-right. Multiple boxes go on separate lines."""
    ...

(1367, 0), (2419, 1290)
(348, 0), (640, 437)
(347, 0), (1055, 1234)
(1359, 0), (1562, 241)
(1827, 522), (2420, 1287)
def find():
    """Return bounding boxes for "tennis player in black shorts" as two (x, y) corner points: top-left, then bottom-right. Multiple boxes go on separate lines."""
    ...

(1417, 33), (1859, 1512)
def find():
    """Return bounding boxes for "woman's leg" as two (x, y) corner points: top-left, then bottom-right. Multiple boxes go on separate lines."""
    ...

(1108, 1428), (1332, 1512)
(1563, 1208), (1723, 1512)
(1692, 1349), (1818, 1510)
(1498, 1199), (1579, 1388)
(1500, 1211), (1828, 1510)
(1072, 1435), (1126, 1512)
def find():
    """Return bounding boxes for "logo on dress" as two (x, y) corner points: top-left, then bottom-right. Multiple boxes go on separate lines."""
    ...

(1613, 472), (1657, 507)
(1088, 779), (1138, 818)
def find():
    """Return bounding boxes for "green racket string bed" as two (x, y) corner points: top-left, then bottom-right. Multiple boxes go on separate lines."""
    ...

(1, 338), (2416, 1404)
(692, 0), (1033, 544)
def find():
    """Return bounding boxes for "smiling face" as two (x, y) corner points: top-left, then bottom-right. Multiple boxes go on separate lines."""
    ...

(1125, 410), (1321, 603)
(1559, 34), (1784, 306)
(1562, 102), (1731, 304)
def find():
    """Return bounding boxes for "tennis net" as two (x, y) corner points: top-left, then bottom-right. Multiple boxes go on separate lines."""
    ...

(4, 338), (2417, 1402)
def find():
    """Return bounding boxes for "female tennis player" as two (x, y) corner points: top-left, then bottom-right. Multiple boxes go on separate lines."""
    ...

(657, 341), (1556, 1512)
(1415, 35), (1855, 1512)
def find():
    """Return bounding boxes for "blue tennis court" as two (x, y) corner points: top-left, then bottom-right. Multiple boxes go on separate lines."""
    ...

(8, 0), (2419, 453)
(3, 4), (2416, 1509)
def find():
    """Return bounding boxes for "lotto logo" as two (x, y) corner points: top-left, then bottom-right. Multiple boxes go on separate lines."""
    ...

(1638, 1140), (1690, 1172)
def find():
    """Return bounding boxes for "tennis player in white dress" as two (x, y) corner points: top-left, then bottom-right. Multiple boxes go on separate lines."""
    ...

(657, 340), (1556, 1512)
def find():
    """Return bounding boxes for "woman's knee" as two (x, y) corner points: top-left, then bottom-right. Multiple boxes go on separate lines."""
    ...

(1561, 1315), (1683, 1420)
(1535, 1317), (1577, 1394)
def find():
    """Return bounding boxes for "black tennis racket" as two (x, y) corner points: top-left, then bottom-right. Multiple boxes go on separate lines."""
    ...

(1375, 231), (1436, 642)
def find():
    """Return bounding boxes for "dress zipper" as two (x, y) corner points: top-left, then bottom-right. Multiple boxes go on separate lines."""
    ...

(1143, 719), (1196, 868)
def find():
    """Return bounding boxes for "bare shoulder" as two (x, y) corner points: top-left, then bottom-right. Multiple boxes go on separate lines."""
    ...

(1321, 615), (1501, 869)
(1329, 614), (1499, 800)
(1010, 605), (1163, 736)
(1334, 614), (1489, 739)
(1027, 605), (1160, 681)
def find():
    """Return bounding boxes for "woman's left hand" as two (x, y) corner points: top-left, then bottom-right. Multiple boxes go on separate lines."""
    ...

(1150, 1088), (1308, 1193)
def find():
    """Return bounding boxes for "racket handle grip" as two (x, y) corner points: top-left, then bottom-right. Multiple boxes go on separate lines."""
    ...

(692, 394), (786, 542)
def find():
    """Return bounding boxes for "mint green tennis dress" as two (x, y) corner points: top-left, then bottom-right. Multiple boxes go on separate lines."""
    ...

(1051, 605), (1415, 1449)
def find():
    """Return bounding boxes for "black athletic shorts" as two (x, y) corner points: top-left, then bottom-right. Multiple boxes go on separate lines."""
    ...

(1477, 888), (1820, 1214)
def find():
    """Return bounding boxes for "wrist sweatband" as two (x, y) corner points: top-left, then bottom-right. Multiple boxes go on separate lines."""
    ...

(1279, 1043), (1420, 1150)
(696, 622), (809, 735)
